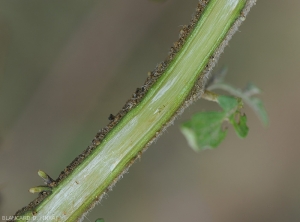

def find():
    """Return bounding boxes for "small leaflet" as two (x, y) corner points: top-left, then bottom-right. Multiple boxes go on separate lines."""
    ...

(180, 95), (249, 151)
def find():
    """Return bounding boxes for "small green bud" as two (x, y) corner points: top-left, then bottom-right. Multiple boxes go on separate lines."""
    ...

(38, 170), (54, 185)
(29, 186), (52, 194)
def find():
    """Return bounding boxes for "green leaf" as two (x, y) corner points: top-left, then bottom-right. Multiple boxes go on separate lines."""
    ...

(230, 112), (249, 138)
(181, 111), (227, 151)
(181, 95), (248, 151)
(217, 95), (240, 112)
(219, 95), (249, 138)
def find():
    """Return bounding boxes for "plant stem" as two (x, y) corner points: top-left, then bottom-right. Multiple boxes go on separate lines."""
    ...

(12, 0), (256, 221)
(202, 90), (219, 102)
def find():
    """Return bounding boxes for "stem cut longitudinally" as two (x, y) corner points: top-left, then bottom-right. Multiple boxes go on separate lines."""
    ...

(12, 0), (256, 221)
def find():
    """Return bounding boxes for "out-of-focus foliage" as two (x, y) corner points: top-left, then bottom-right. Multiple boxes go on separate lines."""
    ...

(181, 95), (249, 151)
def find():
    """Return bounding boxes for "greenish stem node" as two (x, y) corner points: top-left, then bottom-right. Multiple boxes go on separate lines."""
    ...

(202, 90), (219, 102)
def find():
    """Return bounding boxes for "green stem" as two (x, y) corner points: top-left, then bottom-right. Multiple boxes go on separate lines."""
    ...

(12, 0), (256, 221)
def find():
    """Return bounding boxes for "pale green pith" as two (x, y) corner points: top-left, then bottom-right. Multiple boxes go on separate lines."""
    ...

(19, 0), (246, 221)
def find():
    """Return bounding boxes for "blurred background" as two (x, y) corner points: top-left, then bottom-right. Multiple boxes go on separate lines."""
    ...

(0, 0), (299, 221)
